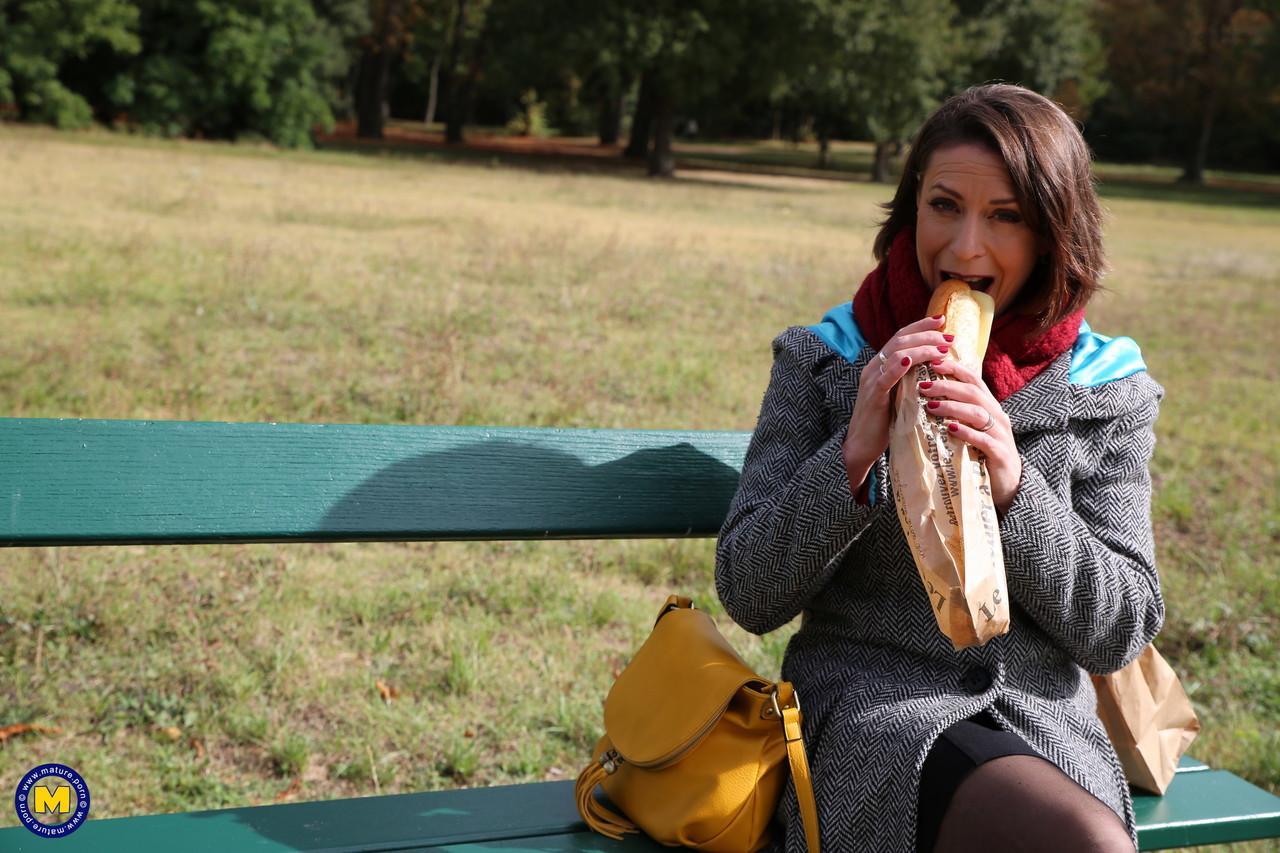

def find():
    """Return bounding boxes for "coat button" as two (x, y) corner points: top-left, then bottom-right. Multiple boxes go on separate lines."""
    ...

(961, 666), (992, 694)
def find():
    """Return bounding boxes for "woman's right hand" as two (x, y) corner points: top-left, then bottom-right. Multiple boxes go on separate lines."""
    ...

(842, 314), (952, 491)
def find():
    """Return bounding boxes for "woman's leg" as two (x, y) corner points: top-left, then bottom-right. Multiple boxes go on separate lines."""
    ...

(931, 755), (1134, 853)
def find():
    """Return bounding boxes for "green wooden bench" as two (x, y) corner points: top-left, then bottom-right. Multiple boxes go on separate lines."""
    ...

(1, 417), (1277, 851)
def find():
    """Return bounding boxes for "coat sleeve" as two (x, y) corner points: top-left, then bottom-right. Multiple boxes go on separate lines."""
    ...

(999, 380), (1165, 674)
(715, 331), (880, 635)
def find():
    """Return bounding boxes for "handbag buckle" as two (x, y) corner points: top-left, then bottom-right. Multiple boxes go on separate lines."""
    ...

(765, 687), (801, 720)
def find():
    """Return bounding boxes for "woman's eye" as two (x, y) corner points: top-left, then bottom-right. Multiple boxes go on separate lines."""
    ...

(928, 198), (957, 213)
(993, 209), (1023, 224)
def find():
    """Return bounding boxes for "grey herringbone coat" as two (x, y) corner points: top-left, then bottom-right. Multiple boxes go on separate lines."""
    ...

(715, 323), (1165, 852)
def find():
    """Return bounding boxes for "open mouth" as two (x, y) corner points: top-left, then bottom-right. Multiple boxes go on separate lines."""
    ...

(941, 271), (994, 293)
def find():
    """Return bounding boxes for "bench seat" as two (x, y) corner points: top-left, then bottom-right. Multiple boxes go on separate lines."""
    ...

(1, 757), (1276, 851)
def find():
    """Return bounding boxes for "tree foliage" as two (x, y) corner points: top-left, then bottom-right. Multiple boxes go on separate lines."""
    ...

(0, 0), (140, 128)
(1, 0), (360, 146)
(0, 0), (1275, 169)
(778, 0), (940, 176)
(125, 0), (357, 147)
(1093, 0), (1277, 180)
(954, 0), (1106, 115)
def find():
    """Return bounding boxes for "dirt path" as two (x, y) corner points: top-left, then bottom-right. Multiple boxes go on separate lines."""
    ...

(315, 122), (859, 192)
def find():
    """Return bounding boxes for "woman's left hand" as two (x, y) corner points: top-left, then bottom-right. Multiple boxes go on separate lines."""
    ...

(918, 359), (1022, 514)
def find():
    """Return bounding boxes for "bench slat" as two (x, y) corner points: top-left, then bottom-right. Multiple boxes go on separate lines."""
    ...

(416, 831), (660, 850)
(0, 419), (750, 546)
(1134, 770), (1280, 849)
(0, 780), (587, 852)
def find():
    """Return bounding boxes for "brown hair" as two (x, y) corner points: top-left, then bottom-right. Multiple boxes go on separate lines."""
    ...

(874, 84), (1106, 329)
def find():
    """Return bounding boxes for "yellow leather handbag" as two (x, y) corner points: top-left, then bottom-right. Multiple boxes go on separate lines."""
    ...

(574, 595), (820, 852)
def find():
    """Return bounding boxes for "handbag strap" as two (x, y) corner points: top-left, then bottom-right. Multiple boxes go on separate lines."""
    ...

(775, 682), (821, 853)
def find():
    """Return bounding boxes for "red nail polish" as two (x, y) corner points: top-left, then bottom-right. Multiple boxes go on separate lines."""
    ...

(947, 422), (959, 432)
(927, 401), (941, 409)
(943, 334), (955, 342)
(919, 381), (933, 389)
(901, 357), (911, 366)
(932, 359), (944, 366)
(932, 314), (944, 320)
(938, 345), (950, 354)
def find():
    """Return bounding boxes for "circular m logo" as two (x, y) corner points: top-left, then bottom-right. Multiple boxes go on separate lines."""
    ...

(14, 763), (91, 838)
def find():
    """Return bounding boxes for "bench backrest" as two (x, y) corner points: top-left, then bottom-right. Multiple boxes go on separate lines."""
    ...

(0, 418), (752, 546)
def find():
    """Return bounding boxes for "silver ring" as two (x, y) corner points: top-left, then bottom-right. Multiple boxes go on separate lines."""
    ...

(877, 351), (888, 376)
(979, 411), (996, 432)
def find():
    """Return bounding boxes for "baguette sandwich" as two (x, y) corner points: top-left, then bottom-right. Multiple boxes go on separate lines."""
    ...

(927, 279), (994, 372)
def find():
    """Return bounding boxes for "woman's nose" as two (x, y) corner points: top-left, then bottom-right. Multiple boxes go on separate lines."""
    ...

(951, 214), (987, 260)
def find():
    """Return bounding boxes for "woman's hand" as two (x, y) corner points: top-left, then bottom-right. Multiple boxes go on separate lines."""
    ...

(843, 314), (951, 491)
(918, 359), (1022, 514)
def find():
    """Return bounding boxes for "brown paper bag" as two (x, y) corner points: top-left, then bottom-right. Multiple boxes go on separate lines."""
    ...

(888, 364), (1010, 649)
(1090, 645), (1198, 788)
(1092, 644), (1201, 795)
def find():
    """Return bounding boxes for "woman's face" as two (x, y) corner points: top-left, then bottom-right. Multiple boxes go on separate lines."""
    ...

(915, 143), (1040, 316)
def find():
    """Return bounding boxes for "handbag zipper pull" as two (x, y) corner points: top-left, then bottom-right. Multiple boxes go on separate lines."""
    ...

(601, 749), (625, 774)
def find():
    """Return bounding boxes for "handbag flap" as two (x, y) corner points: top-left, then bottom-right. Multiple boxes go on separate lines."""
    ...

(603, 605), (765, 767)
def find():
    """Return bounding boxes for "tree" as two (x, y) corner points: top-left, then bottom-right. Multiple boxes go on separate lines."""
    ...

(435, 0), (493, 143)
(354, 1), (418, 138)
(537, 0), (640, 146)
(952, 0), (1107, 117)
(313, 0), (375, 123)
(1095, 0), (1275, 183)
(857, 0), (959, 182)
(0, 0), (140, 128)
(609, 0), (792, 177)
(106, 0), (360, 148)
(783, 0), (956, 181)
(469, 0), (591, 137)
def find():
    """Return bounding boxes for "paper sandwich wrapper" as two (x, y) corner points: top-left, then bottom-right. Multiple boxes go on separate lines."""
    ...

(889, 362), (1010, 649)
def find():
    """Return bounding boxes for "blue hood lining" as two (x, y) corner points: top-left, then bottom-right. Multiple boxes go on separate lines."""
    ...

(806, 302), (1146, 388)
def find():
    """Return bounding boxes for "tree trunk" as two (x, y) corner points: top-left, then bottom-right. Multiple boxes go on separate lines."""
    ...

(1178, 0), (1239, 185)
(443, 80), (464, 143)
(445, 72), (475, 144)
(442, 0), (470, 144)
(355, 46), (390, 139)
(647, 84), (675, 178)
(817, 126), (831, 169)
(355, 0), (408, 140)
(424, 55), (441, 126)
(624, 70), (654, 160)
(1180, 84), (1217, 185)
(872, 141), (893, 183)
(597, 88), (622, 145)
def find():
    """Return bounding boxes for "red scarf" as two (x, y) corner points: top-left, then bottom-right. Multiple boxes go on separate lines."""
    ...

(852, 228), (1083, 401)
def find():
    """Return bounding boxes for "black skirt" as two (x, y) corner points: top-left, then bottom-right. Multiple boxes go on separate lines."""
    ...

(915, 712), (1042, 853)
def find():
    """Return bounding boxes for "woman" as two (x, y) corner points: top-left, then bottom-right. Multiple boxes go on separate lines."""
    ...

(715, 84), (1163, 852)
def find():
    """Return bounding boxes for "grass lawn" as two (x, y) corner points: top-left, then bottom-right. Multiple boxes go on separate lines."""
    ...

(0, 124), (1276, 850)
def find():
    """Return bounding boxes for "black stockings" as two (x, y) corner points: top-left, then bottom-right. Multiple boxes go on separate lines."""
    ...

(930, 756), (1135, 853)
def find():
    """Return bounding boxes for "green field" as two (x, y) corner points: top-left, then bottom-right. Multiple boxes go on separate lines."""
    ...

(0, 124), (1277, 849)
